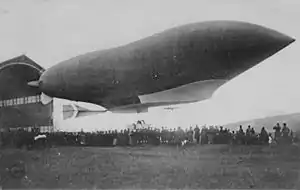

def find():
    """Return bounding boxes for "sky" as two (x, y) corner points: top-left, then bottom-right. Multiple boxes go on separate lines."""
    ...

(0, 0), (300, 131)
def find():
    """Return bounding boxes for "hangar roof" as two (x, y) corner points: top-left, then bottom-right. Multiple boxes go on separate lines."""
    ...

(0, 55), (45, 100)
(0, 55), (45, 72)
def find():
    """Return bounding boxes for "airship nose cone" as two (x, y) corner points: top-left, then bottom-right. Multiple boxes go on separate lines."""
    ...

(266, 31), (295, 55)
(283, 36), (295, 46)
(270, 30), (295, 48)
(214, 22), (296, 79)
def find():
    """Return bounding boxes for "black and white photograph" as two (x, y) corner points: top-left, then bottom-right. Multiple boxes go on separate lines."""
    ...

(0, 0), (299, 189)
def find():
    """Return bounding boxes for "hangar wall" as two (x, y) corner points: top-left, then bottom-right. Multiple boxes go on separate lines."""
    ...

(0, 55), (53, 132)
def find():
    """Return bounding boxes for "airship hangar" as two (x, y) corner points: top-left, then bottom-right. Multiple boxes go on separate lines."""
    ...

(0, 55), (54, 132)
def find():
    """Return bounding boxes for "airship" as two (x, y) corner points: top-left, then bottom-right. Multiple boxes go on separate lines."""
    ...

(28, 20), (295, 118)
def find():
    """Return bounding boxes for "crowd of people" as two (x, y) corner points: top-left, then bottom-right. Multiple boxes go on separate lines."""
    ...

(0, 121), (296, 150)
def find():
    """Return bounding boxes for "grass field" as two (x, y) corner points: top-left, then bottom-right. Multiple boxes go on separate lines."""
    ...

(1, 144), (300, 189)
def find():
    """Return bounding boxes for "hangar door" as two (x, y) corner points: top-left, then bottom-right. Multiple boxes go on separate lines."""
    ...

(0, 55), (53, 130)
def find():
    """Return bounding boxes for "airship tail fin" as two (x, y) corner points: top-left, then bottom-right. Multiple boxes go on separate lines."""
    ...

(62, 100), (193, 120)
(62, 103), (107, 120)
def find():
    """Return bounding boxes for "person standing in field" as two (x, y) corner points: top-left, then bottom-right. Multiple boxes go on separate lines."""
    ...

(194, 125), (200, 144)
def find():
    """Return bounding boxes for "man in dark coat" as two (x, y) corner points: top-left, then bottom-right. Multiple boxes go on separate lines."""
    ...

(194, 125), (200, 144)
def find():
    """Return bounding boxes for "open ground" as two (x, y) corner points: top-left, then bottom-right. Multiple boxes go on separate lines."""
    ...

(1, 144), (300, 189)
